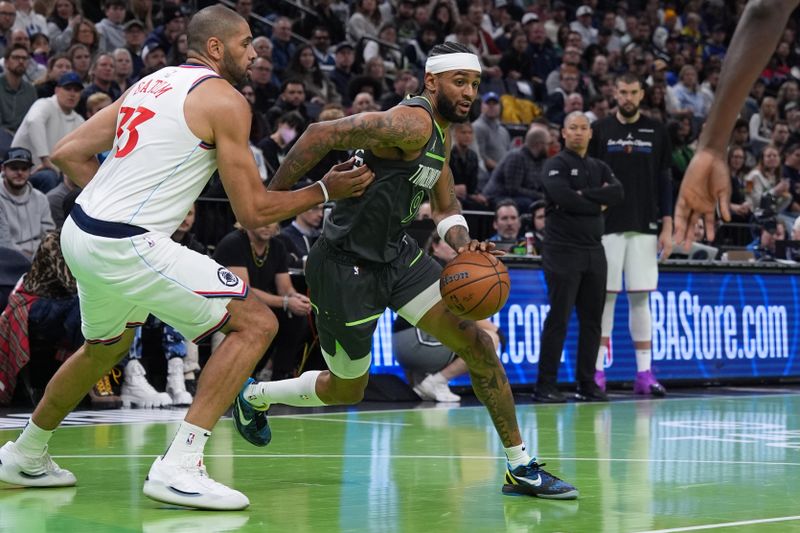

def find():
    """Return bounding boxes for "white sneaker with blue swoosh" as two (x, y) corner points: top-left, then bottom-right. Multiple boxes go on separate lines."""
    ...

(143, 454), (249, 510)
(0, 441), (76, 487)
(502, 459), (579, 499)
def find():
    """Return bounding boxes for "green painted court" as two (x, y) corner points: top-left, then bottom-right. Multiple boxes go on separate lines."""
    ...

(2, 389), (800, 533)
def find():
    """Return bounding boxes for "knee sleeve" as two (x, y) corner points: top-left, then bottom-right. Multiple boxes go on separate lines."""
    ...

(601, 293), (618, 338)
(628, 292), (652, 342)
(322, 340), (372, 379)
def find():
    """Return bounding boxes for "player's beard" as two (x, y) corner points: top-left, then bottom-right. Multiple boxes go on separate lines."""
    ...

(222, 52), (248, 86)
(436, 92), (469, 123)
(618, 102), (639, 118)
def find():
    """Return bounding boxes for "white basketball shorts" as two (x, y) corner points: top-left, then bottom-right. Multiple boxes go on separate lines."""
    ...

(61, 211), (247, 345)
(602, 232), (658, 293)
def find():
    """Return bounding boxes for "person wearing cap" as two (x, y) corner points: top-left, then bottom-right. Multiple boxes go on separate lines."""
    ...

(11, 70), (84, 196)
(570, 5), (597, 48)
(146, 4), (185, 58)
(239, 41), (580, 501)
(326, 40), (356, 106)
(471, 91), (510, 173)
(139, 38), (167, 77)
(123, 19), (147, 78)
(0, 146), (54, 258)
(95, 0), (127, 53)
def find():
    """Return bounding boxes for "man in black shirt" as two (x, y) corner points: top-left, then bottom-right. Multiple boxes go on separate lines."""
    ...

(588, 73), (673, 396)
(537, 112), (623, 403)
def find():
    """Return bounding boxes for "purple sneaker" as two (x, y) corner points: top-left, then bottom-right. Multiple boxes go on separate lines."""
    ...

(633, 370), (666, 396)
(594, 371), (606, 392)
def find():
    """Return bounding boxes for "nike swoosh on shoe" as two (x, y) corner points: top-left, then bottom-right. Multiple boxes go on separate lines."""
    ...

(236, 398), (252, 426)
(516, 474), (542, 487)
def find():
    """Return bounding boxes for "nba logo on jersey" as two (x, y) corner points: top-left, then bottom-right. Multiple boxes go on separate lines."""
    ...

(353, 149), (365, 168)
(186, 432), (195, 445)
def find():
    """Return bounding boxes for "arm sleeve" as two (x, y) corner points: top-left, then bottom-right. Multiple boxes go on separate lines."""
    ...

(540, 158), (601, 214)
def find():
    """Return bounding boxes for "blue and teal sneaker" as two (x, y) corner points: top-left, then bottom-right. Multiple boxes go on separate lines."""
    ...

(502, 460), (579, 499)
(232, 378), (271, 447)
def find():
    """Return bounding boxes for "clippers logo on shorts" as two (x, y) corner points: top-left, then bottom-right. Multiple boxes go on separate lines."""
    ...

(217, 267), (240, 287)
(606, 133), (653, 154)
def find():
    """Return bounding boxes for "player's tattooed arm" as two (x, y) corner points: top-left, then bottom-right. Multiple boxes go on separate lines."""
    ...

(268, 107), (431, 191)
(429, 135), (470, 250)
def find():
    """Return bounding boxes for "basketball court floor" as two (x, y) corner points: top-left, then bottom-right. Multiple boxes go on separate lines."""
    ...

(1, 387), (800, 532)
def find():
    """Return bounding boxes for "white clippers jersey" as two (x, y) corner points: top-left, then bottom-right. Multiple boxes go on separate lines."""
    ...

(77, 64), (221, 235)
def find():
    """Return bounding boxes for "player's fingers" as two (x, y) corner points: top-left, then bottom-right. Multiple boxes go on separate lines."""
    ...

(718, 194), (732, 223)
(331, 157), (356, 171)
(683, 211), (701, 250)
(672, 199), (689, 245)
(703, 211), (717, 242)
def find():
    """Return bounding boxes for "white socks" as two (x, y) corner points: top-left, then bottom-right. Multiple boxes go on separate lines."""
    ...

(504, 443), (532, 468)
(163, 421), (210, 464)
(16, 419), (53, 457)
(245, 370), (325, 409)
(635, 349), (651, 372)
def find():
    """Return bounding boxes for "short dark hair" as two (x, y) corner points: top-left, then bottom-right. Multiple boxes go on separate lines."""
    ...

(275, 111), (306, 132)
(281, 78), (305, 93)
(615, 72), (643, 88)
(494, 199), (519, 219)
(4, 44), (28, 61)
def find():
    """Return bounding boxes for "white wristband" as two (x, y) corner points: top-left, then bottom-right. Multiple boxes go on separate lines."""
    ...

(317, 180), (330, 203)
(437, 214), (469, 241)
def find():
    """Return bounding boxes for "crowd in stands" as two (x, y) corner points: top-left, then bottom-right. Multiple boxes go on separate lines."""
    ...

(2, 0), (800, 406)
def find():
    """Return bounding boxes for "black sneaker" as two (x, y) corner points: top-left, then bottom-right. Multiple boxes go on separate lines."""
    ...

(502, 460), (579, 499)
(533, 383), (566, 403)
(575, 382), (608, 402)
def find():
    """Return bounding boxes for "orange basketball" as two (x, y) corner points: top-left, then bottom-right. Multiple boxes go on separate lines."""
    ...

(439, 251), (510, 320)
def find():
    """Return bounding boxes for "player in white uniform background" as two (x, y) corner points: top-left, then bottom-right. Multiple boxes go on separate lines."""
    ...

(0, 5), (373, 511)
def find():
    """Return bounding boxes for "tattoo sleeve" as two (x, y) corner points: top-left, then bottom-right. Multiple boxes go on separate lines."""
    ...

(268, 109), (430, 191)
(431, 138), (470, 250)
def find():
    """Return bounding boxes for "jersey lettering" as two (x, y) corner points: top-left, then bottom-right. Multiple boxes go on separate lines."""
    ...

(408, 164), (441, 189)
(115, 106), (156, 158)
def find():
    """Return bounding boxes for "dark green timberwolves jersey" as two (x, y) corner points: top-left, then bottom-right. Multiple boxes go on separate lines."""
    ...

(322, 96), (448, 263)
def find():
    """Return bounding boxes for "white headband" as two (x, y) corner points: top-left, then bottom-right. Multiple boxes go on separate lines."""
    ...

(425, 53), (482, 75)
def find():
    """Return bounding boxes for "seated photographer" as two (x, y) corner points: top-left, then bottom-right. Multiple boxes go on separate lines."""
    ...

(747, 217), (787, 260)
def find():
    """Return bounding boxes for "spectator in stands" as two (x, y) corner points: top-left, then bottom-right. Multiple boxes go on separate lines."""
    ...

(166, 32), (187, 66)
(12, 71), (84, 193)
(68, 18), (102, 58)
(0, 147), (54, 258)
(378, 69), (417, 110)
(750, 96), (779, 150)
(526, 20), (558, 88)
(671, 65), (708, 125)
(77, 53), (120, 117)
(309, 27), (335, 69)
(267, 79), (311, 127)
(783, 143), (800, 215)
(46, 175), (77, 229)
(66, 43), (90, 85)
(403, 21), (438, 75)
(235, 0), (270, 39)
(585, 94), (608, 123)
(347, 0), (381, 44)
(139, 39), (167, 78)
(258, 111), (305, 182)
(450, 122), (488, 211)
(84, 92), (111, 119)
(731, 118), (757, 169)
(545, 65), (580, 124)
(271, 16), (295, 77)
(0, 45), (37, 133)
(0, 1), (15, 57)
(146, 4), (184, 58)
(484, 125), (550, 211)
(252, 35), (272, 61)
(12, 0), (45, 36)
(570, 5), (597, 48)
(393, 0), (418, 45)
(499, 30), (532, 82)
(472, 91), (510, 174)
(777, 80), (799, 119)
(122, 19), (146, 79)
(295, 0), (346, 45)
(277, 203), (323, 269)
(46, 0), (77, 54)
(772, 120), (791, 153)
(34, 53), (71, 98)
(488, 199), (522, 243)
(431, 1), (457, 40)
(727, 146), (752, 223)
(3, 29), (44, 84)
(669, 117), (694, 188)
(327, 41), (355, 107)
(351, 91), (376, 113)
(111, 48), (134, 92)
(250, 56), (279, 116)
(544, 0), (567, 44)
(465, 2), (500, 67)
(95, 0), (126, 53)
(528, 199), (546, 254)
(748, 218), (785, 261)
(362, 21), (402, 77)
(746, 144), (790, 216)
(214, 223), (311, 382)
(284, 44), (341, 106)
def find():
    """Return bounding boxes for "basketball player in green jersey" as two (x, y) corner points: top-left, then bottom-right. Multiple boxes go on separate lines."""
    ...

(232, 42), (578, 499)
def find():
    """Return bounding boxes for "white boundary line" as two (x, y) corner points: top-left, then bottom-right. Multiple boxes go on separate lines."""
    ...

(634, 515), (800, 532)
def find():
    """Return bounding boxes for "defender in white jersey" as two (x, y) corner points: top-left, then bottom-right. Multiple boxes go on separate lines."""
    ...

(0, 5), (373, 511)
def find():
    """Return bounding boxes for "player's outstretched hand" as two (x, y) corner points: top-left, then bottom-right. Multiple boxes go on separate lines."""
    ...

(322, 158), (375, 201)
(457, 240), (505, 256)
(673, 148), (731, 249)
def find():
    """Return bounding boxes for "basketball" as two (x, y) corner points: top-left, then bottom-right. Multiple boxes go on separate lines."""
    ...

(439, 251), (510, 320)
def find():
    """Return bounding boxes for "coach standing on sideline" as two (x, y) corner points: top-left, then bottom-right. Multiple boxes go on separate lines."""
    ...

(588, 73), (673, 397)
(535, 112), (623, 403)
